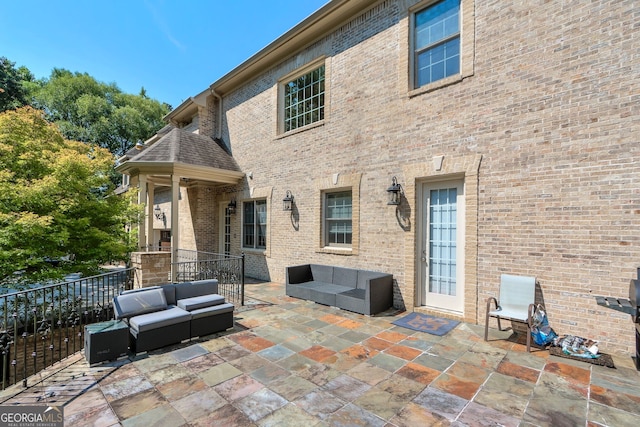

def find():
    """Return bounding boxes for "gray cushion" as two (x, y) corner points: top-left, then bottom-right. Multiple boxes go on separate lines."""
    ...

(129, 306), (191, 333)
(175, 279), (219, 300)
(114, 288), (168, 319)
(190, 302), (234, 320)
(177, 294), (225, 311)
(286, 281), (324, 300)
(310, 264), (333, 283)
(333, 267), (358, 288)
(308, 284), (352, 306)
(336, 288), (367, 314)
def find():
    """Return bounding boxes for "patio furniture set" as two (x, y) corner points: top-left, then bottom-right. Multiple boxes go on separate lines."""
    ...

(85, 279), (233, 364)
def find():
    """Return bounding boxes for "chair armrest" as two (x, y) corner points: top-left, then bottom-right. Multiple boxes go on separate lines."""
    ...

(486, 296), (500, 313)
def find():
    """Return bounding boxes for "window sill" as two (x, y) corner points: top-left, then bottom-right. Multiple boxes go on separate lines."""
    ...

(242, 248), (267, 255)
(275, 120), (324, 140)
(408, 74), (463, 98)
(316, 247), (353, 256)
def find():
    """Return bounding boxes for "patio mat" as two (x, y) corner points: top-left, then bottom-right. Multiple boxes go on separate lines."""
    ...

(548, 346), (615, 368)
(392, 312), (459, 336)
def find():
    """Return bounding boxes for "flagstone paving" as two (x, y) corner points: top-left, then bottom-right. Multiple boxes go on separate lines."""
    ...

(0, 280), (639, 426)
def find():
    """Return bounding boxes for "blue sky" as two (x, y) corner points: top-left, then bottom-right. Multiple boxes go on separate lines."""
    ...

(1, 0), (329, 109)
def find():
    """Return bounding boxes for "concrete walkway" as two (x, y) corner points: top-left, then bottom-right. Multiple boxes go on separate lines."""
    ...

(1, 281), (638, 426)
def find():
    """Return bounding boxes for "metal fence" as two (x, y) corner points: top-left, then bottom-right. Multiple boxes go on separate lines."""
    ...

(0, 268), (134, 389)
(173, 250), (245, 306)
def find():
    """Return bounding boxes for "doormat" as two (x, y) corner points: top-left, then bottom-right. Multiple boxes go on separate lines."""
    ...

(392, 312), (460, 336)
(548, 346), (615, 368)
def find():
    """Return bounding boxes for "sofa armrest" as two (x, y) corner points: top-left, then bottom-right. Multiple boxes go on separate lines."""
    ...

(363, 274), (393, 313)
(286, 264), (313, 285)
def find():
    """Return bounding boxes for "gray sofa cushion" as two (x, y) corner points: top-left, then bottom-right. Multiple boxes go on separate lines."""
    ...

(333, 267), (358, 288)
(114, 288), (168, 319)
(287, 281), (323, 301)
(129, 306), (191, 333)
(308, 283), (352, 306)
(175, 279), (219, 300)
(310, 264), (333, 283)
(336, 288), (367, 315)
(177, 294), (225, 311)
(190, 302), (234, 320)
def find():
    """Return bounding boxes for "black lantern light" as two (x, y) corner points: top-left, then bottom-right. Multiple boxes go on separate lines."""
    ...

(283, 190), (294, 211)
(387, 176), (402, 205)
(227, 199), (237, 214)
(154, 205), (165, 221)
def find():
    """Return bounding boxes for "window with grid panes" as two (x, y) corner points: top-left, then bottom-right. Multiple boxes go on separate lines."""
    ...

(414, 0), (460, 88)
(283, 65), (325, 132)
(324, 191), (352, 247)
(243, 200), (266, 249)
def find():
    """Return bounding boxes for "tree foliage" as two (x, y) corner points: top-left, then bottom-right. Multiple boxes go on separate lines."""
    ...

(0, 107), (139, 285)
(0, 57), (34, 112)
(32, 68), (171, 157)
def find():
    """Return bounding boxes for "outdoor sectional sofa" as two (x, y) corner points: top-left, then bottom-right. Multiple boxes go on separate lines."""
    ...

(113, 279), (234, 353)
(286, 264), (393, 315)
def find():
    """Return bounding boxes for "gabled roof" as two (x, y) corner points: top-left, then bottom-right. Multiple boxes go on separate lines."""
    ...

(116, 127), (243, 185)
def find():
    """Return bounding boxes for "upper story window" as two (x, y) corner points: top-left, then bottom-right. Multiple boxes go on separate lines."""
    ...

(243, 200), (267, 250)
(324, 191), (352, 247)
(283, 64), (325, 133)
(414, 0), (460, 88)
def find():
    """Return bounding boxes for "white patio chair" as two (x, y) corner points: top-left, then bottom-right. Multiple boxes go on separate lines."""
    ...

(484, 274), (537, 352)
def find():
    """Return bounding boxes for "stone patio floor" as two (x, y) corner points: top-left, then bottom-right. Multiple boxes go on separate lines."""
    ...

(1, 280), (639, 426)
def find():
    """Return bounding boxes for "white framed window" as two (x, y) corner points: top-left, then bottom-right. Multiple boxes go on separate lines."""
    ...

(282, 64), (325, 133)
(324, 191), (352, 247)
(414, 0), (461, 88)
(243, 200), (267, 249)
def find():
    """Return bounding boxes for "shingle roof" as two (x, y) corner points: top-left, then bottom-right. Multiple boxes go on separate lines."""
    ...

(127, 127), (241, 172)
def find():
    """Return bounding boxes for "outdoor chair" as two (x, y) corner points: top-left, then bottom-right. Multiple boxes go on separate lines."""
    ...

(484, 274), (537, 352)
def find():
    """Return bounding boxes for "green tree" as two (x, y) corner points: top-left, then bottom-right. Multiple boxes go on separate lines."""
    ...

(0, 107), (139, 285)
(0, 57), (34, 112)
(32, 69), (170, 157)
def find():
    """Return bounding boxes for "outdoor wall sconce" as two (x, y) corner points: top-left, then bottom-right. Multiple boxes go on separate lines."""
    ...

(154, 205), (166, 221)
(387, 176), (402, 205)
(283, 190), (294, 211)
(227, 199), (237, 214)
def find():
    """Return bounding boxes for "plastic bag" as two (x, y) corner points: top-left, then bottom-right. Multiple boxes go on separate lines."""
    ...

(530, 305), (558, 346)
(552, 335), (600, 359)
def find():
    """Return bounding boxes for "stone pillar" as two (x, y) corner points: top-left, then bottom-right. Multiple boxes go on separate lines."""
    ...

(171, 175), (180, 282)
(147, 183), (155, 249)
(129, 251), (172, 288)
(137, 175), (147, 250)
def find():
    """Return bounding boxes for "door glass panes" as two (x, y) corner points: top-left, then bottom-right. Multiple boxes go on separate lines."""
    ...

(429, 188), (457, 296)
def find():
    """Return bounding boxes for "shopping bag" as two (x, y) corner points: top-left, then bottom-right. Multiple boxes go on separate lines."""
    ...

(530, 304), (557, 346)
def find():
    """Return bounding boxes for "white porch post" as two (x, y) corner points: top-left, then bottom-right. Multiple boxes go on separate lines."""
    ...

(138, 175), (147, 250)
(170, 174), (180, 282)
(146, 183), (155, 250)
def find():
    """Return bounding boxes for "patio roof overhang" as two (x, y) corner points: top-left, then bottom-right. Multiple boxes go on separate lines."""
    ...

(117, 161), (245, 187)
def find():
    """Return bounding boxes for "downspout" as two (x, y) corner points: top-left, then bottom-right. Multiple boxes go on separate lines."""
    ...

(210, 88), (223, 141)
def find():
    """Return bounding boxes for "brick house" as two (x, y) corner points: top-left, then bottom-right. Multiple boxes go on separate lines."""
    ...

(116, 0), (640, 355)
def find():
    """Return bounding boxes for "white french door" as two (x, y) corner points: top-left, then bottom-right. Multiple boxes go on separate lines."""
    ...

(419, 180), (465, 313)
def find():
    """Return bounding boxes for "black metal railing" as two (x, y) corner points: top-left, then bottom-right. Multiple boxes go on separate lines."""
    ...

(0, 268), (135, 389)
(173, 250), (245, 306)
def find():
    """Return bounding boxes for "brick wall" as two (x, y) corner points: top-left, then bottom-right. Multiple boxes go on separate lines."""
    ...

(194, 0), (639, 355)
